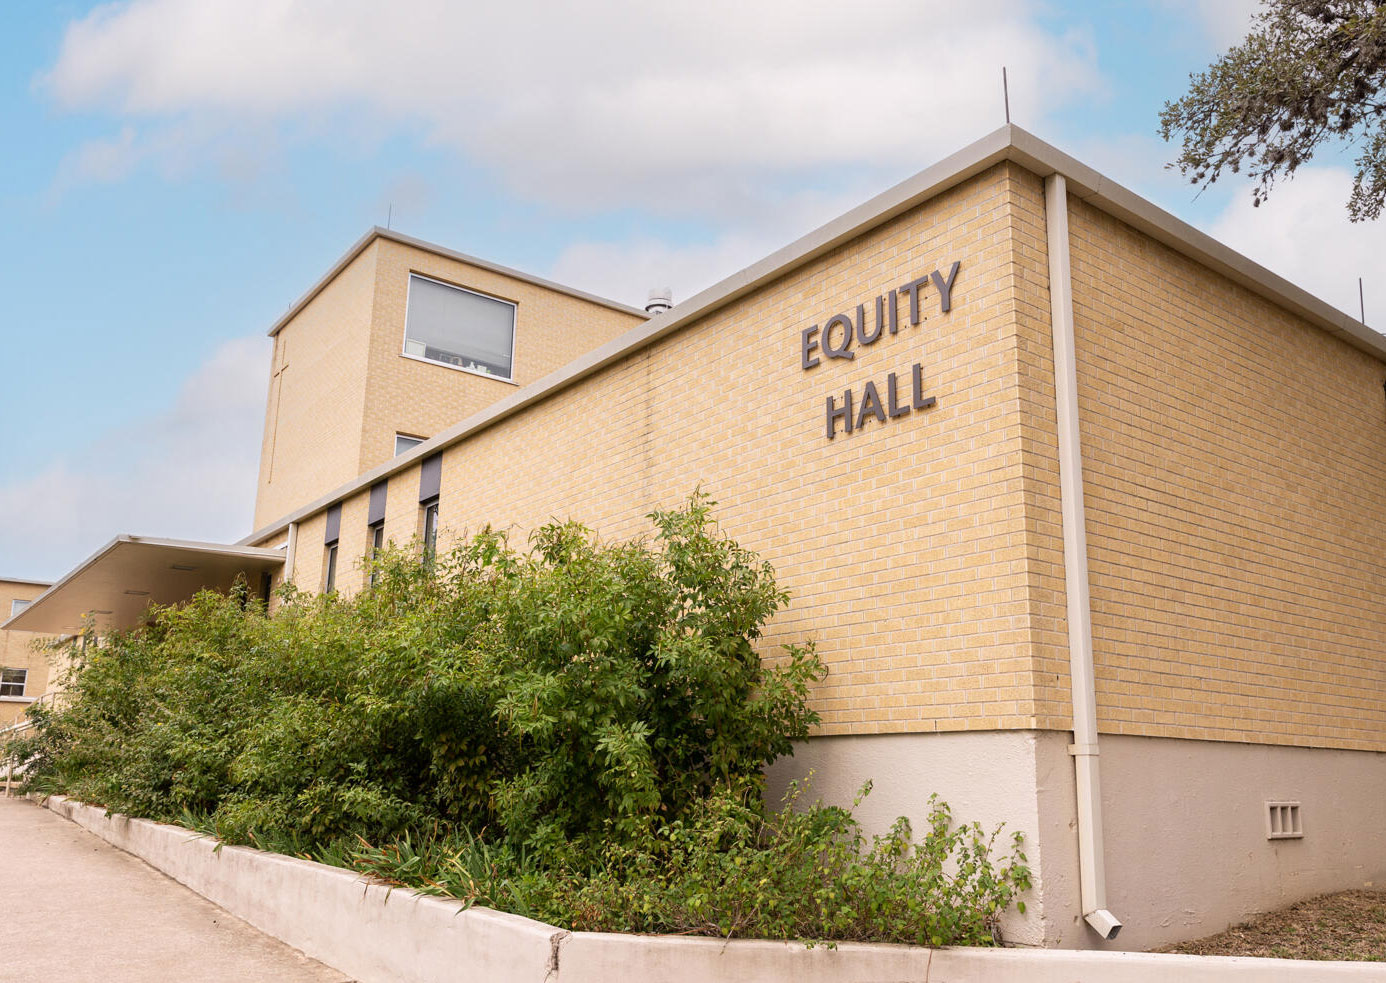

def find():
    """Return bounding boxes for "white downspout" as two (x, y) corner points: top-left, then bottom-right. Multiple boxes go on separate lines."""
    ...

(1043, 172), (1123, 941)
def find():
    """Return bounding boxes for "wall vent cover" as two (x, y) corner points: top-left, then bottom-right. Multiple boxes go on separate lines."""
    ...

(1266, 801), (1303, 840)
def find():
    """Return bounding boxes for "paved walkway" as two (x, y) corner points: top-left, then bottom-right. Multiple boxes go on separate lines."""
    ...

(0, 796), (351, 982)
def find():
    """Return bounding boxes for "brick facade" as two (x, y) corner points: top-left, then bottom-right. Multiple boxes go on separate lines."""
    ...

(0, 580), (54, 727)
(252, 157), (1386, 755)
(254, 235), (644, 529)
(1068, 197), (1386, 750)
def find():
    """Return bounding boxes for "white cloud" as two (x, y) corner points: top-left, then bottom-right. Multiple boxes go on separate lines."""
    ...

(551, 234), (782, 312)
(0, 335), (270, 580)
(1062, 132), (1209, 213)
(41, 0), (1103, 215)
(55, 124), (140, 186)
(548, 183), (871, 305)
(1206, 166), (1386, 330)
(1154, 0), (1261, 50)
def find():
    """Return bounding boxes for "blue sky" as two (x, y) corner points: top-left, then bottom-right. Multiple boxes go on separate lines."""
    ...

(2, 0), (1381, 580)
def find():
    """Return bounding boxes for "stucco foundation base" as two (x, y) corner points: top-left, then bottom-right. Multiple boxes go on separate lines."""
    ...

(766, 730), (1386, 952)
(37, 794), (1382, 982)
(1094, 733), (1386, 951)
(764, 729), (1057, 946)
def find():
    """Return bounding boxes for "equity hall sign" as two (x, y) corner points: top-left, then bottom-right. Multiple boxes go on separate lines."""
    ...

(799, 261), (958, 439)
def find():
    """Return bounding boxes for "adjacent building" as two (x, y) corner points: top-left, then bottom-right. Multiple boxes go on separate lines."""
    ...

(9, 125), (1386, 951)
(0, 578), (55, 728)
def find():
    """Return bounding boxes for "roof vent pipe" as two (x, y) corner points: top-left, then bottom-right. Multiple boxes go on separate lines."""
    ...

(645, 287), (673, 315)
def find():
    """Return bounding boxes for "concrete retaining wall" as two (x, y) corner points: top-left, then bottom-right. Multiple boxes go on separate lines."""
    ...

(42, 795), (560, 983)
(41, 795), (1383, 982)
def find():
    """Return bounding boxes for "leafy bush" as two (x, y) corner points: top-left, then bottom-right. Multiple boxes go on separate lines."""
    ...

(561, 783), (1031, 946)
(343, 782), (1030, 947)
(31, 495), (822, 849)
(24, 494), (1033, 945)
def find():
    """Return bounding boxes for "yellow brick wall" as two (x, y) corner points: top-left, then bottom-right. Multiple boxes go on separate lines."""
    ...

(0, 581), (56, 728)
(1007, 175), (1072, 732)
(1067, 196), (1386, 751)
(382, 463), (425, 550)
(358, 239), (646, 475)
(291, 512), (330, 599)
(278, 163), (1065, 737)
(253, 236), (645, 534)
(254, 244), (380, 529)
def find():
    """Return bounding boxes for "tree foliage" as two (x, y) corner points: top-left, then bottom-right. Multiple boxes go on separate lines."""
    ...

(1160, 1), (1386, 220)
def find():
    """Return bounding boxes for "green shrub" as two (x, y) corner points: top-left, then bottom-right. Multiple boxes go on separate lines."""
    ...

(31, 494), (823, 850)
(24, 493), (1033, 946)
(343, 781), (1031, 946)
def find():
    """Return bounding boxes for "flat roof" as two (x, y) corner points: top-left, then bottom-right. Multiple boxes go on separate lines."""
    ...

(233, 123), (1386, 547)
(4, 536), (284, 635)
(0, 577), (54, 589)
(267, 227), (650, 337)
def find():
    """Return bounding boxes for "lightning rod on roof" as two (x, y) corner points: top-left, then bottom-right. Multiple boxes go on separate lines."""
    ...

(1003, 67), (1011, 125)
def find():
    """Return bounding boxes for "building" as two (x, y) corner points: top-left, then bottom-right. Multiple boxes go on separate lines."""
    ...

(9, 125), (1386, 951)
(253, 229), (648, 529)
(0, 578), (55, 728)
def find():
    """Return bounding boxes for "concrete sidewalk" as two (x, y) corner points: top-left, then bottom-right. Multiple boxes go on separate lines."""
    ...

(0, 796), (350, 983)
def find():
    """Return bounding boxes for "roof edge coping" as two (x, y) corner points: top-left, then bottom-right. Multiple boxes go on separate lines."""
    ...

(266, 227), (651, 337)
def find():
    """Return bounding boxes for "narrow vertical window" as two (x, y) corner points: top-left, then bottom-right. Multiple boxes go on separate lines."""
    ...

(323, 503), (342, 593)
(418, 453), (442, 568)
(367, 480), (388, 587)
(368, 522), (385, 586)
(421, 499), (439, 567)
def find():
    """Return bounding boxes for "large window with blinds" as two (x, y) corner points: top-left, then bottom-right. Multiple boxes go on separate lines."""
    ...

(403, 274), (516, 381)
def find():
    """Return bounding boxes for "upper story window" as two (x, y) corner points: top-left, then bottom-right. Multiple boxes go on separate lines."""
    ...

(394, 434), (424, 456)
(9, 599), (30, 618)
(403, 274), (516, 381)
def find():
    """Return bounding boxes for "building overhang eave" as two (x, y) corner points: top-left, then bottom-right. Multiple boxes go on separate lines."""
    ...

(3, 536), (285, 635)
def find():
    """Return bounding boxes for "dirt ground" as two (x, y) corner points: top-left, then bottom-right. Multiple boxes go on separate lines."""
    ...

(1157, 890), (1386, 961)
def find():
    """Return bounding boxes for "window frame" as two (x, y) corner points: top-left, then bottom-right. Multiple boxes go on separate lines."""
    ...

(323, 543), (339, 593)
(421, 497), (440, 566)
(368, 521), (386, 587)
(394, 433), (425, 456)
(9, 599), (30, 618)
(401, 273), (519, 385)
(0, 667), (27, 699)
